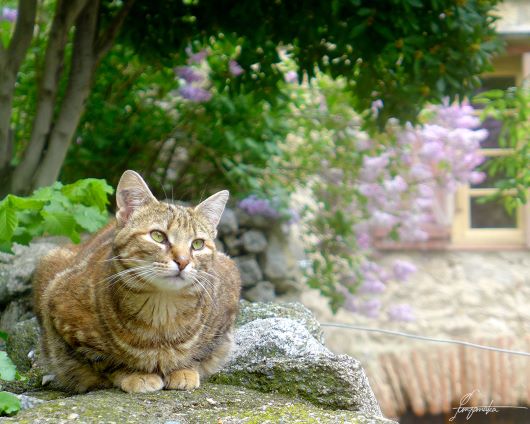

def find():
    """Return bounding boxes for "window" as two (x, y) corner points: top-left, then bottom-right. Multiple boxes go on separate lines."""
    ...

(451, 76), (528, 248)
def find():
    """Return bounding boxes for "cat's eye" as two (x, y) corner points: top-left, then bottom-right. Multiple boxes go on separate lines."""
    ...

(150, 230), (166, 243)
(191, 239), (204, 250)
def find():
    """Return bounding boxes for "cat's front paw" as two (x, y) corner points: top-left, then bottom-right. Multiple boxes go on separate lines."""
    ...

(115, 372), (164, 393)
(165, 369), (200, 390)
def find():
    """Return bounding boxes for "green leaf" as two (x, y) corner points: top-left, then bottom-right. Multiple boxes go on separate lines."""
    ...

(32, 182), (64, 201)
(0, 391), (21, 416)
(0, 203), (18, 242)
(0, 242), (13, 254)
(0, 332), (7, 342)
(41, 206), (80, 243)
(0, 352), (17, 381)
(6, 195), (45, 211)
(62, 179), (114, 211)
(72, 205), (109, 233)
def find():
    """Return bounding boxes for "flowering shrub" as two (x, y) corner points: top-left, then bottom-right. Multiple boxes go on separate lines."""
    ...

(280, 76), (488, 316)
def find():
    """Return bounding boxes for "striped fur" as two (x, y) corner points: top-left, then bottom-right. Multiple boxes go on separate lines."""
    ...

(33, 171), (241, 393)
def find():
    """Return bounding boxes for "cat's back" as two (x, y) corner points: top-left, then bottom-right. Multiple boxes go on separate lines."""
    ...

(32, 222), (115, 322)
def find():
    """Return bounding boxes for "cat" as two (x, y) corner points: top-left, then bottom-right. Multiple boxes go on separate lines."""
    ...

(32, 170), (241, 393)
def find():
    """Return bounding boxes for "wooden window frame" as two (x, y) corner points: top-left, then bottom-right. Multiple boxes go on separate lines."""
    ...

(451, 149), (528, 248)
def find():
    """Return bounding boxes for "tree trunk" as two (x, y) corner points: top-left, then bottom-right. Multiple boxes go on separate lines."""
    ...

(32, 1), (99, 189)
(0, 0), (37, 175)
(10, 0), (88, 194)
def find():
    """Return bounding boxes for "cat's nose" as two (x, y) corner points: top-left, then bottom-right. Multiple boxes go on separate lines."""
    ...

(174, 256), (190, 271)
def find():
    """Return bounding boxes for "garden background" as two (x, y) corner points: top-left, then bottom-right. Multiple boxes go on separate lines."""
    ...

(0, 0), (529, 422)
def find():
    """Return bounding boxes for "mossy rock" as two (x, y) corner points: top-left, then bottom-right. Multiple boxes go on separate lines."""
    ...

(5, 318), (40, 372)
(2, 383), (395, 423)
(1, 318), (44, 394)
(215, 318), (382, 416)
(237, 300), (324, 343)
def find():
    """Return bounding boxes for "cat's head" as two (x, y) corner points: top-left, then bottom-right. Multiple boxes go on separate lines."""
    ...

(112, 170), (228, 292)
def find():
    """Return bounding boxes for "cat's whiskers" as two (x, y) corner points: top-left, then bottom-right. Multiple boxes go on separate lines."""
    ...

(189, 272), (215, 304)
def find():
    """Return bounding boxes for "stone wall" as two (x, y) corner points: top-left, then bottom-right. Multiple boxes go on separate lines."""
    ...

(301, 250), (530, 419)
(217, 207), (303, 303)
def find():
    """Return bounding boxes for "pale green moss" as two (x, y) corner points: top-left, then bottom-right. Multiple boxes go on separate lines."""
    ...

(2, 383), (394, 423)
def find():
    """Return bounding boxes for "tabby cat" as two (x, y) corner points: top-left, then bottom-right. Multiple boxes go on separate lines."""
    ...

(33, 170), (241, 393)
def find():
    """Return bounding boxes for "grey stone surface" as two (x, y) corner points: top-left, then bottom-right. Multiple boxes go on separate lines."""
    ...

(223, 234), (242, 256)
(0, 296), (33, 333)
(233, 255), (263, 287)
(241, 230), (267, 253)
(235, 208), (272, 229)
(16, 394), (45, 411)
(260, 230), (290, 281)
(214, 317), (382, 415)
(242, 281), (275, 303)
(218, 207), (238, 235)
(274, 278), (302, 295)
(0, 241), (58, 307)
(236, 300), (324, 344)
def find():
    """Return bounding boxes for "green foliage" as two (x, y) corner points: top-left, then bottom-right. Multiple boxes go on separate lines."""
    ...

(0, 351), (21, 416)
(0, 392), (20, 416)
(0, 179), (113, 253)
(62, 37), (291, 201)
(120, 0), (501, 123)
(61, 45), (177, 189)
(0, 352), (17, 382)
(474, 86), (530, 211)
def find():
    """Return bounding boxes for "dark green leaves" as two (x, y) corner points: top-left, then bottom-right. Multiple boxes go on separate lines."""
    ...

(0, 179), (113, 253)
(117, 0), (501, 124)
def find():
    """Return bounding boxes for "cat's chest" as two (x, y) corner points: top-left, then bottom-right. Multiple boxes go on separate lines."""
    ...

(129, 292), (200, 327)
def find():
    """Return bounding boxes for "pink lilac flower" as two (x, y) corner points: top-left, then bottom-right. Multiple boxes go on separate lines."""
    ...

(174, 66), (204, 83)
(468, 171), (486, 185)
(420, 141), (445, 161)
(388, 304), (415, 322)
(355, 137), (371, 151)
(371, 211), (398, 229)
(409, 163), (432, 181)
(383, 175), (408, 192)
(360, 298), (381, 318)
(393, 260), (417, 281)
(1, 7), (17, 22)
(229, 60), (244, 76)
(356, 231), (371, 249)
(371, 99), (384, 116)
(178, 85), (212, 102)
(185, 47), (208, 64)
(359, 278), (386, 294)
(284, 70), (298, 84)
(360, 155), (389, 181)
(238, 195), (280, 219)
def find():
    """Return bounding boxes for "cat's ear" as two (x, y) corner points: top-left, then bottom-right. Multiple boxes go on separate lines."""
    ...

(195, 190), (229, 230)
(116, 170), (156, 225)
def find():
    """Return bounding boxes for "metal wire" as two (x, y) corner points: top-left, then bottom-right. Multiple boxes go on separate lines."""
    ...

(320, 322), (530, 357)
